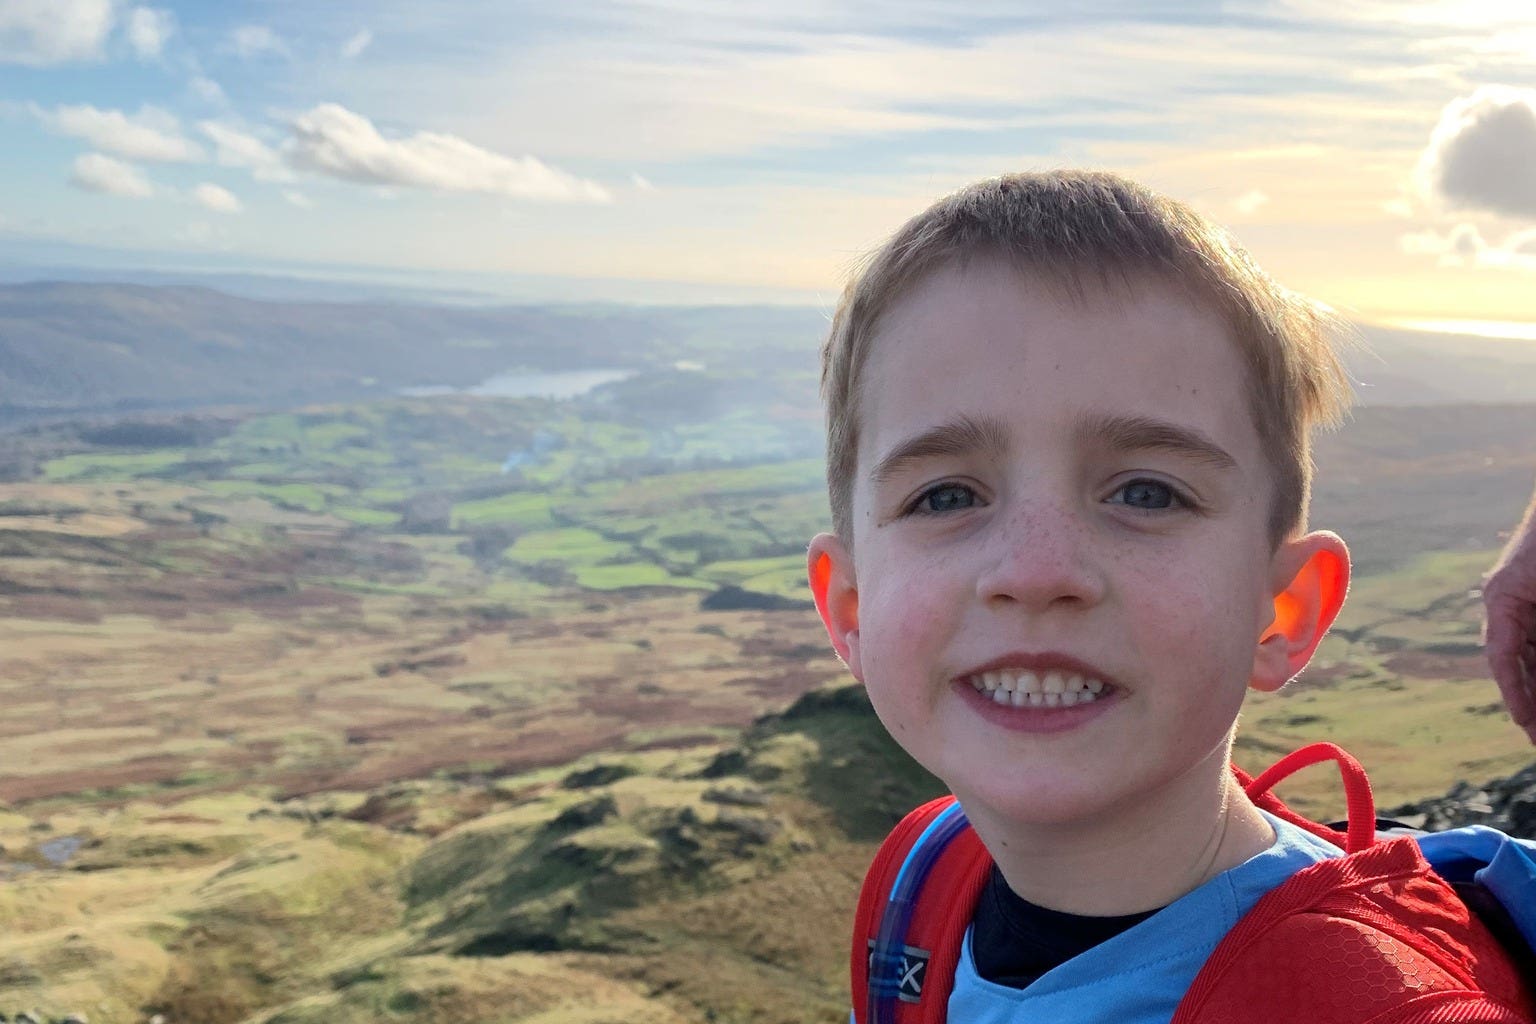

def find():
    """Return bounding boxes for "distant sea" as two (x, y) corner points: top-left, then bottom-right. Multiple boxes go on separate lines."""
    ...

(1379, 318), (1536, 343)
(400, 368), (632, 400)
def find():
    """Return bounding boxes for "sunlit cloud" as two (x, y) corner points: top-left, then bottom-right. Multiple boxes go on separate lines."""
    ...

(192, 182), (243, 214)
(201, 121), (292, 183)
(1234, 189), (1270, 216)
(285, 103), (612, 203)
(0, 0), (113, 65)
(1401, 222), (1536, 270)
(69, 153), (154, 198)
(43, 103), (204, 162)
(1416, 86), (1536, 220)
(126, 7), (175, 61)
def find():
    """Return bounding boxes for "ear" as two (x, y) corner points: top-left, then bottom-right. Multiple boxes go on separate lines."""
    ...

(808, 532), (863, 682)
(1250, 531), (1350, 693)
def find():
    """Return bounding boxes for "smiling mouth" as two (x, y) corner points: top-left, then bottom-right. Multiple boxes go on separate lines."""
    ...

(967, 669), (1107, 708)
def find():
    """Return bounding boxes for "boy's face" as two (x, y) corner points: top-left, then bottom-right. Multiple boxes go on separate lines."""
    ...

(813, 258), (1322, 831)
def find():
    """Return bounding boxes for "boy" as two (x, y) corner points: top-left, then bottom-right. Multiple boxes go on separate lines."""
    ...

(806, 171), (1535, 1022)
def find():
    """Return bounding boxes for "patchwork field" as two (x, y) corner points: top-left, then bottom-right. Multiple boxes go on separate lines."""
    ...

(0, 391), (1534, 1023)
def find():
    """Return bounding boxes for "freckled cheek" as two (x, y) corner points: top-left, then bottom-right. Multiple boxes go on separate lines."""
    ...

(1123, 559), (1226, 647)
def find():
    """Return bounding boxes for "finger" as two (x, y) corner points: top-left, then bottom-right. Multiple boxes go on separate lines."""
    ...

(1485, 611), (1536, 743)
(1484, 607), (1522, 688)
(1520, 642), (1536, 744)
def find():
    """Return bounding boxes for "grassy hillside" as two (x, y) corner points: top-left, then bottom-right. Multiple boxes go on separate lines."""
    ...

(1, 385), (1534, 1022)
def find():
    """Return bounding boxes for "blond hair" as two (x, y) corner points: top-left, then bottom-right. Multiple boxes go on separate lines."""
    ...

(820, 170), (1352, 545)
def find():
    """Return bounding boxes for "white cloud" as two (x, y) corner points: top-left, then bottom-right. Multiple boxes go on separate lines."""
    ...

(126, 7), (174, 60)
(200, 120), (292, 182)
(341, 28), (372, 59)
(1401, 222), (1536, 270)
(285, 103), (612, 203)
(1234, 189), (1269, 216)
(44, 103), (203, 162)
(69, 153), (153, 198)
(0, 0), (113, 65)
(282, 189), (314, 208)
(189, 75), (225, 104)
(231, 24), (287, 59)
(630, 173), (657, 192)
(192, 182), (243, 213)
(1416, 86), (1536, 220)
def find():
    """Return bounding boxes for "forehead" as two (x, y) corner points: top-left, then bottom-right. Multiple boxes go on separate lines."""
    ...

(855, 258), (1261, 473)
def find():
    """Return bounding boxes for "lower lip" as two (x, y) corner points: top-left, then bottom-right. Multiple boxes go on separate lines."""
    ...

(955, 680), (1119, 734)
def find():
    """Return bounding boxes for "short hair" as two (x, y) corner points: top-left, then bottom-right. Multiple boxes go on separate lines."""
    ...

(819, 169), (1353, 546)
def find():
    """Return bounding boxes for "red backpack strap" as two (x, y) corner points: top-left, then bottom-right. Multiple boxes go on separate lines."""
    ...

(1174, 836), (1536, 1024)
(1183, 744), (1536, 1023)
(1234, 741), (1374, 852)
(851, 797), (992, 1024)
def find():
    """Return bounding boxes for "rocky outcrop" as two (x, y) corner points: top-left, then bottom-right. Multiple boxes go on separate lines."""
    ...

(1385, 761), (1536, 839)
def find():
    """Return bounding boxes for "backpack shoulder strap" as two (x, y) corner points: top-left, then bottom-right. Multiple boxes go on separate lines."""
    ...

(851, 796), (991, 1024)
(1174, 836), (1536, 1023)
(1415, 825), (1536, 980)
(1177, 745), (1536, 1024)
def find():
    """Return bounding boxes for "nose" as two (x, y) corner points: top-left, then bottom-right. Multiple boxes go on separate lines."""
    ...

(974, 500), (1106, 613)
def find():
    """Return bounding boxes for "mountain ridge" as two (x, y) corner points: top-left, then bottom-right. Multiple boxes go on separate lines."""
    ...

(5, 280), (1536, 425)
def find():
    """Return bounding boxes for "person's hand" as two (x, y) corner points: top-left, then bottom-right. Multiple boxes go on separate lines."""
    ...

(1484, 494), (1536, 744)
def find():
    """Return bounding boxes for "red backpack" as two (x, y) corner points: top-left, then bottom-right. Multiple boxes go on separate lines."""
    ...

(851, 743), (1536, 1024)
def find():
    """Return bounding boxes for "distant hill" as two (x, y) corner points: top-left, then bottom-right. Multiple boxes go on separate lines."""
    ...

(1352, 323), (1536, 406)
(0, 281), (824, 424)
(3, 279), (1535, 424)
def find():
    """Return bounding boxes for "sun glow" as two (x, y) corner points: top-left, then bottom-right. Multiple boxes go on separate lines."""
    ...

(1376, 317), (1536, 342)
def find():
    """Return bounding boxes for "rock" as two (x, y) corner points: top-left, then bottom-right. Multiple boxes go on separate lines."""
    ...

(1386, 760), (1536, 838)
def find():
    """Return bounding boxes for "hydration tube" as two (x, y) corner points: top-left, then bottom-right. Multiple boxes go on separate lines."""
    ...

(866, 800), (971, 1024)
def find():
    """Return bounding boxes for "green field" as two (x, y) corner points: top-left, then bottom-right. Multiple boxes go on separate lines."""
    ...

(4, 385), (1536, 1024)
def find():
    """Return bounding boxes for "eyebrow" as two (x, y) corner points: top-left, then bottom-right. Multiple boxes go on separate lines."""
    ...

(1076, 413), (1238, 470)
(871, 414), (1011, 484)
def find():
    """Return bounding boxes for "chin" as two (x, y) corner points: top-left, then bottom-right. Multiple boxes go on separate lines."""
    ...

(947, 770), (1121, 831)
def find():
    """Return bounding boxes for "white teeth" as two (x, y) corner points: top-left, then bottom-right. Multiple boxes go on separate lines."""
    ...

(969, 669), (1109, 706)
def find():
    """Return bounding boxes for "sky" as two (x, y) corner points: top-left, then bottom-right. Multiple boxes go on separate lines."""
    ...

(2, 0), (1535, 320)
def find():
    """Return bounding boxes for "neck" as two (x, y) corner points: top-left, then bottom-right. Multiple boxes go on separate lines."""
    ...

(961, 748), (1275, 916)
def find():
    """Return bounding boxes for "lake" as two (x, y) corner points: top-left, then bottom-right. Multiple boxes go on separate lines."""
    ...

(402, 368), (631, 400)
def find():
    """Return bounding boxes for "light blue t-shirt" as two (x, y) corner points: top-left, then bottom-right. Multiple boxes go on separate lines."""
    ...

(947, 812), (1341, 1024)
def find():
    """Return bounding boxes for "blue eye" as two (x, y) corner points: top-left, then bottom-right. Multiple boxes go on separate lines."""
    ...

(1111, 479), (1181, 510)
(912, 483), (977, 515)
